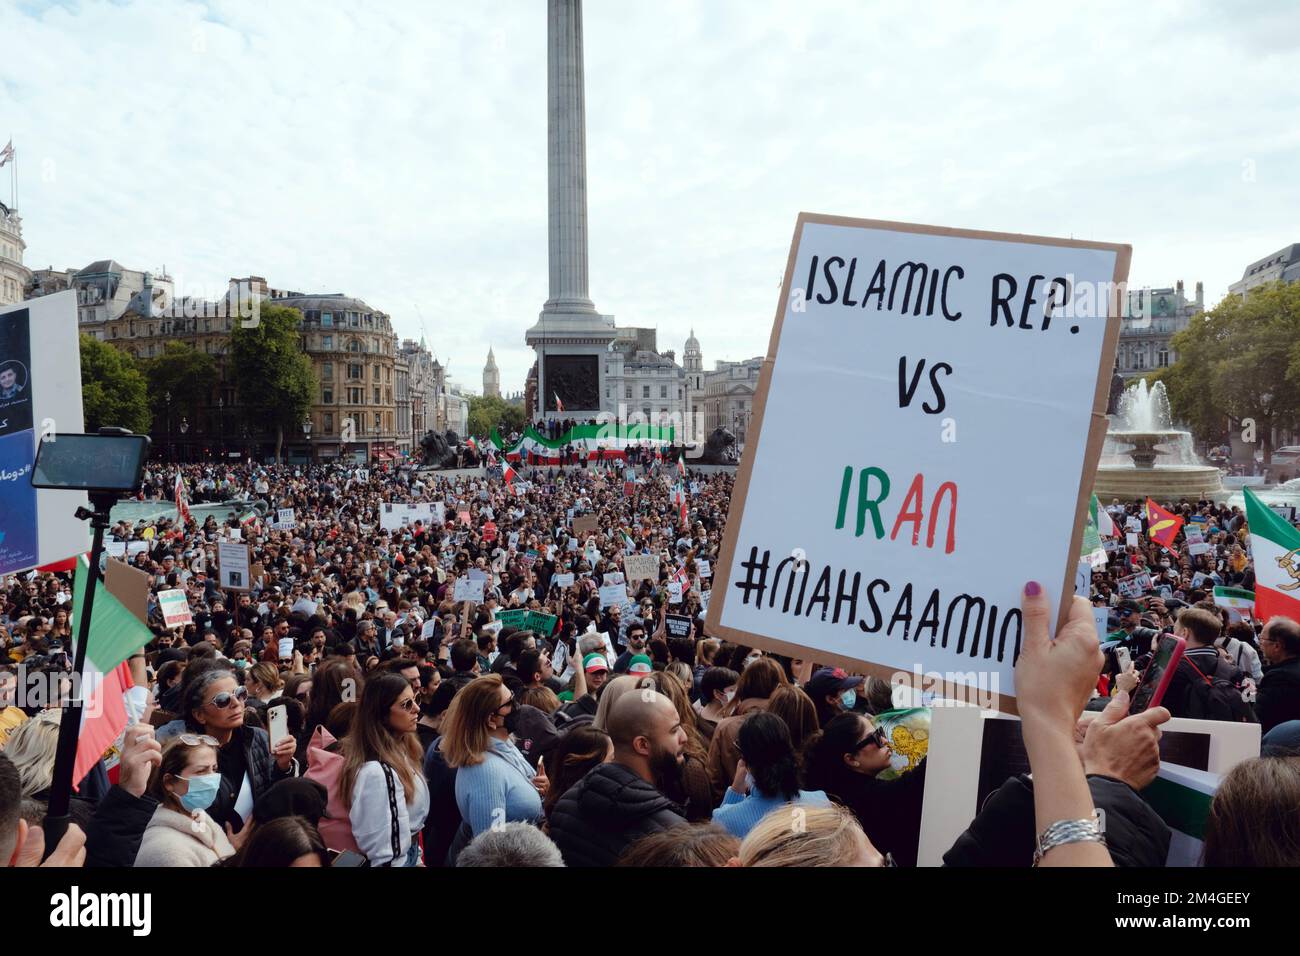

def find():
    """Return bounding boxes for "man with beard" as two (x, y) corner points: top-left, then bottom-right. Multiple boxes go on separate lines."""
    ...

(547, 690), (687, 866)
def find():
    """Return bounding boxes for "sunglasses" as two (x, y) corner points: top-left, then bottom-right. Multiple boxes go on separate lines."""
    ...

(496, 692), (517, 714)
(852, 726), (888, 752)
(398, 696), (419, 713)
(177, 733), (220, 747)
(206, 685), (248, 709)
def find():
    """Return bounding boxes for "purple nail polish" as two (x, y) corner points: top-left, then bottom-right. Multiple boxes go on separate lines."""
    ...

(1024, 581), (1041, 596)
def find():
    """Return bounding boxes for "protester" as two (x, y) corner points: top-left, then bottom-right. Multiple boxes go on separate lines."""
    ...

(705, 658), (789, 802)
(617, 823), (739, 867)
(1257, 616), (1300, 734)
(541, 725), (612, 819)
(135, 736), (237, 867)
(232, 816), (330, 867)
(455, 821), (565, 868)
(548, 690), (687, 866)
(1202, 755), (1300, 866)
(734, 803), (886, 867)
(341, 672), (428, 867)
(712, 711), (830, 839)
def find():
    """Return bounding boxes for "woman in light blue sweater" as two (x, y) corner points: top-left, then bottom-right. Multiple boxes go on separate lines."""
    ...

(441, 675), (544, 851)
(712, 711), (829, 839)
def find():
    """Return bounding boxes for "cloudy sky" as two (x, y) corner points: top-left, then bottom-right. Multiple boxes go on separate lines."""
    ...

(3, 0), (1298, 394)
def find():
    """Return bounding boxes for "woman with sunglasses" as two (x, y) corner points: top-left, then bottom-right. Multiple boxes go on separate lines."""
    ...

(712, 711), (831, 839)
(182, 667), (298, 834)
(439, 674), (545, 865)
(803, 711), (927, 867)
(134, 735), (237, 867)
(340, 672), (428, 866)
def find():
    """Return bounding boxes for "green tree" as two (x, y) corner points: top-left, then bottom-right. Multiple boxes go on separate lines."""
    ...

(80, 334), (150, 434)
(231, 303), (314, 463)
(141, 341), (217, 435)
(1166, 280), (1300, 465)
(467, 394), (526, 438)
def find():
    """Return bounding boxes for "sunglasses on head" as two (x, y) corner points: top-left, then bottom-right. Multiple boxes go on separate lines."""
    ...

(177, 733), (220, 747)
(206, 685), (248, 709)
(852, 726), (888, 752)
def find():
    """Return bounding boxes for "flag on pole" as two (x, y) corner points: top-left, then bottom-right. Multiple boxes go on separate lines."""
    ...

(502, 461), (518, 492)
(554, 393), (564, 413)
(1212, 586), (1256, 616)
(70, 554), (151, 789)
(465, 436), (479, 455)
(1145, 498), (1183, 550)
(620, 528), (635, 552)
(0, 140), (13, 169)
(676, 457), (686, 479)
(174, 472), (191, 526)
(1243, 487), (1300, 621)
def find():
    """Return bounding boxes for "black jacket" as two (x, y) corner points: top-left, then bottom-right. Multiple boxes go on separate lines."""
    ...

(943, 773), (1171, 867)
(1257, 657), (1300, 734)
(421, 736), (461, 869)
(207, 725), (295, 830)
(548, 762), (686, 867)
(84, 786), (160, 868)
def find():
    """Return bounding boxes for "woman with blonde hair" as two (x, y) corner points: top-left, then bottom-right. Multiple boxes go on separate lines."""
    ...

(734, 803), (888, 867)
(244, 662), (284, 705)
(591, 674), (641, 732)
(341, 672), (428, 866)
(439, 674), (544, 864)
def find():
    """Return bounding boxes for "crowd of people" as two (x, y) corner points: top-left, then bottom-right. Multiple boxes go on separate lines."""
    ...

(0, 456), (1297, 868)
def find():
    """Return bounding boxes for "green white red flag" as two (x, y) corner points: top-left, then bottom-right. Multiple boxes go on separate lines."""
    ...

(1243, 487), (1300, 622)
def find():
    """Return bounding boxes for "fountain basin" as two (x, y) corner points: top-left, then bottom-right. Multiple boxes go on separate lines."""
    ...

(1094, 463), (1227, 502)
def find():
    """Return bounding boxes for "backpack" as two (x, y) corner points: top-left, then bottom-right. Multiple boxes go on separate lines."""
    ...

(303, 725), (361, 854)
(1181, 657), (1257, 723)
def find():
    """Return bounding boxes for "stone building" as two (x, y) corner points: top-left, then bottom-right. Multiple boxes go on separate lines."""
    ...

(1116, 280), (1203, 380)
(698, 357), (763, 446)
(483, 347), (501, 398)
(0, 201), (31, 306)
(1229, 243), (1300, 296)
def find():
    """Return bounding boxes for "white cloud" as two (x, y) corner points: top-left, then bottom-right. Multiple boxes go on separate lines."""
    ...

(2, 0), (1297, 394)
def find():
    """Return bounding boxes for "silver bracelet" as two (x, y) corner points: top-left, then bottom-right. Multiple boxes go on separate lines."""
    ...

(1033, 809), (1107, 867)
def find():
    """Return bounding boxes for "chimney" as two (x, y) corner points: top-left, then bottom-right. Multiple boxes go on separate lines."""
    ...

(1195, 281), (1204, 309)
(1176, 279), (1184, 302)
(141, 271), (153, 318)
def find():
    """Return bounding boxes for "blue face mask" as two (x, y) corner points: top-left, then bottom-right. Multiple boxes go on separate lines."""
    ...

(840, 689), (857, 710)
(176, 772), (222, 813)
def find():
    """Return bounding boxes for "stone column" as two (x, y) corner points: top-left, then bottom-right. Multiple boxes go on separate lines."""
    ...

(545, 0), (596, 314)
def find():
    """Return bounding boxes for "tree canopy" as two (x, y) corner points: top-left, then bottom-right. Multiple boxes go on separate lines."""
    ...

(1165, 280), (1300, 464)
(467, 394), (526, 439)
(231, 303), (314, 462)
(141, 341), (218, 431)
(80, 333), (150, 435)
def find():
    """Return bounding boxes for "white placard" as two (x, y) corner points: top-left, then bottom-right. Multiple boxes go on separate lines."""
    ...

(454, 577), (485, 604)
(624, 553), (660, 583)
(157, 588), (193, 628)
(706, 214), (1128, 705)
(274, 508), (296, 530)
(291, 597), (318, 617)
(277, 637), (294, 659)
(1093, 606), (1109, 641)
(1075, 560), (1091, 598)
(1188, 541), (1210, 556)
(552, 572), (575, 589)
(667, 581), (684, 604)
(599, 583), (627, 608)
(1184, 524), (1204, 545)
(1126, 515), (1142, 533)
(1126, 532), (1140, 548)
(697, 559), (712, 579)
(217, 541), (251, 591)
(1117, 572), (1152, 599)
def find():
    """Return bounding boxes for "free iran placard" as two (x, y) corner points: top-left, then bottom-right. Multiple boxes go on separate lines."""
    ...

(706, 214), (1130, 710)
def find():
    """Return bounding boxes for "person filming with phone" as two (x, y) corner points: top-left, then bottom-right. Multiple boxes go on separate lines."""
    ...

(1158, 607), (1254, 723)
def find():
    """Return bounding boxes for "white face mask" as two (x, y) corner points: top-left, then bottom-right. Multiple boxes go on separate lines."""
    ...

(723, 687), (736, 704)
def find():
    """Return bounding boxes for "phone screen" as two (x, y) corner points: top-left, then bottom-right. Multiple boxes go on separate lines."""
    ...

(1130, 634), (1182, 714)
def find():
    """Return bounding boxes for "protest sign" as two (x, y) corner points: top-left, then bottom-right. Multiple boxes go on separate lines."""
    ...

(699, 588), (711, 613)
(1126, 532), (1140, 548)
(624, 553), (660, 583)
(526, 611), (557, 635)
(356, 468), (369, 483)
(277, 638), (295, 659)
(274, 508), (296, 530)
(453, 577), (485, 604)
(667, 580), (683, 604)
(1188, 541), (1210, 556)
(916, 708), (1259, 866)
(105, 559), (151, 627)
(1270, 504), (1296, 523)
(1092, 606), (1109, 641)
(1126, 515), (1142, 533)
(157, 588), (193, 628)
(217, 541), (251, 591)
(665, 613), (693, 638)
(1075, 561), (1091, 598)
(697, 559), (711, 579)
(599, 583), (627, 608)
(573, 515), (600, 538)
(624, 481), (636, 497)
(1184, 524), (1204, 545)
(706, 213), (1130, 710)
(603, 571), (625, 587)
(552, 572), (575, 589)
(1117, 571), (1152, 599)
(292, 597), (318, 617)
(496, 608), (528, 629)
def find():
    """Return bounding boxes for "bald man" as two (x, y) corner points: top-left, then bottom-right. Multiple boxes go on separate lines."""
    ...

(548, 689), (688, 867)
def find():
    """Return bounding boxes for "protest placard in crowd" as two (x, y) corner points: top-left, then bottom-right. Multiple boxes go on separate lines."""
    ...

(157, 588), (192, 628)
(217, 541), (251, 591)
(573, 515), (600, 538)
(1117, 571), (1153, 599)
(623, 553), (660, 583)
(274, 508), (296, 530)
(453, 576), (485, 604)
(707, 213), (1130, 708)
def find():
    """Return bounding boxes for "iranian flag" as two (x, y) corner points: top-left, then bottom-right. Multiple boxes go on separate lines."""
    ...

(1243, 487), (1300, 622)
(69, 554), (152, 789)
(502, 461), (519, 493)
(1213, 586), (1256, 616)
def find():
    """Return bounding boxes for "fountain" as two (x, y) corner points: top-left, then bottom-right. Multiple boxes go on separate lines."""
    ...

(1093, 379), (1225, 501)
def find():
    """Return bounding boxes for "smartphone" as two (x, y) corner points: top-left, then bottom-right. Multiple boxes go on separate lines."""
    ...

(1114, 646), (1132, 673)
(1129, 634), (1186, 714)
(329, 849), (368, 867)
(267, 704), (289, 748)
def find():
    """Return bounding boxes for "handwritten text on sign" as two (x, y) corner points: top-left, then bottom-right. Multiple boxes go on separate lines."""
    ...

(709, 216), (1127, 703)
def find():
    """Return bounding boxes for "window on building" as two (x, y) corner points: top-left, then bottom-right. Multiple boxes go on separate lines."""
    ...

(1158, 349), (1169, 367)
(324, 413), (333, 434)
(625, 386), (632, 400)
(349, 363), (362, 379)
(642, 385), (650, 399)
(373, 364), (380, 380)
(374, 387), (381, 404)
(350, 313), (359, 327)
(322, 362), (333, 379)
(374, 413), (381, 431)
(322, 312), (333, 326)
(320, 335), (332, 350)
(1136, 353), (1146, 369)
(323, 388), (333, 404)
(659, 385), (667, 399)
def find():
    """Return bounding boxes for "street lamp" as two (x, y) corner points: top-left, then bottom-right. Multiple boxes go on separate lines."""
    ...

(164, 390), (172, 461)
(302, 415), (313, 463)
(217, 396), (225, 460)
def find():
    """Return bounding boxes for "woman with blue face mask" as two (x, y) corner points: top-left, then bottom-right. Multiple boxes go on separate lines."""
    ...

(134, 736), (237, 867)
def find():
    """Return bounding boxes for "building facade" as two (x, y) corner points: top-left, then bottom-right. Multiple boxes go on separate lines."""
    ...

(0, 201), (31, 306)
(401, 338), (437, 442)
(1229, 243), (1300, 297)
(698, 357), (763, 446)
(602, 327), (688, 432)
(1116, 280), (1204, 379)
